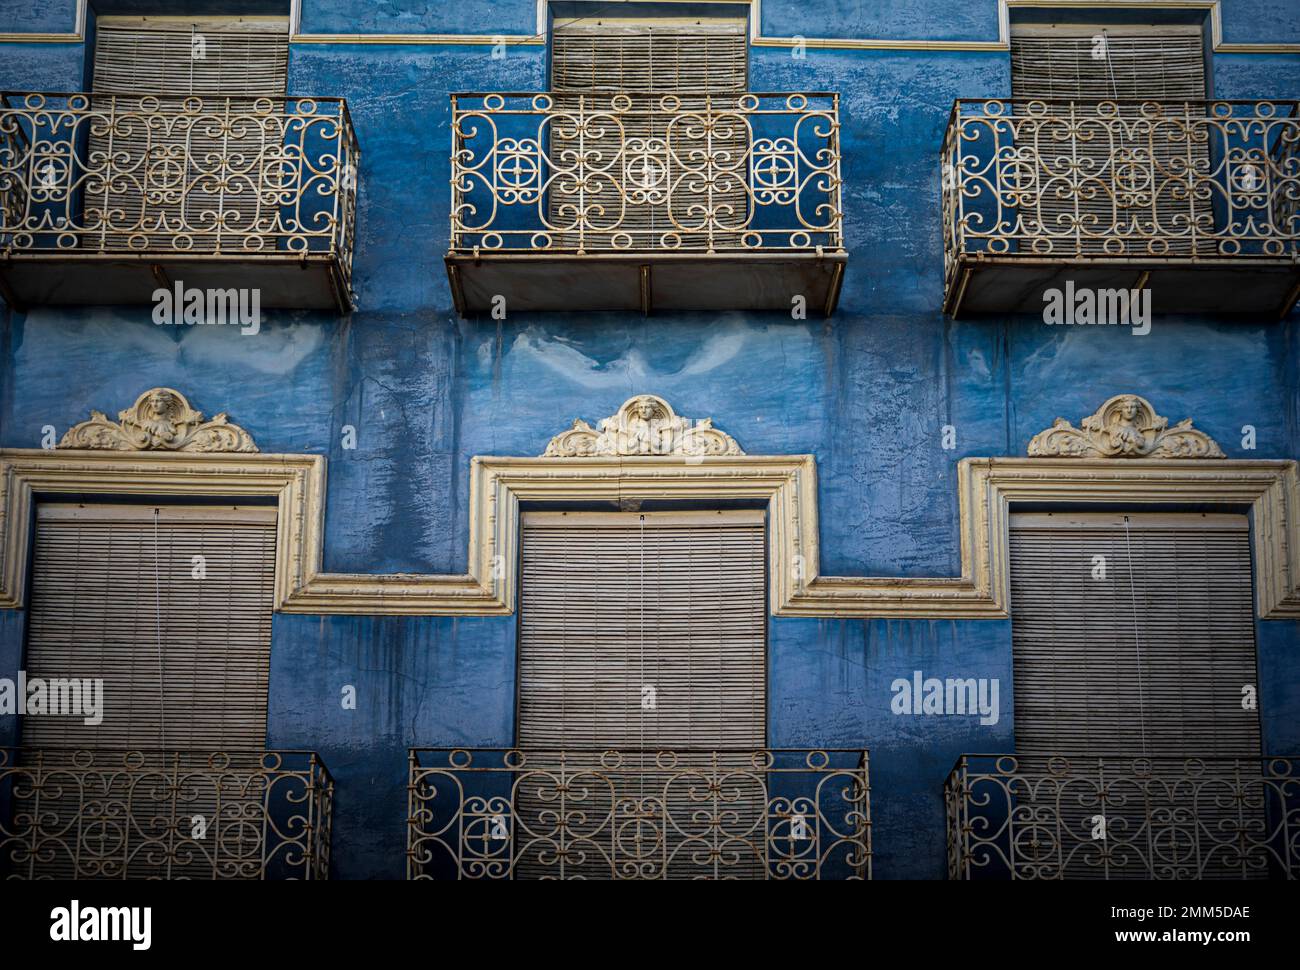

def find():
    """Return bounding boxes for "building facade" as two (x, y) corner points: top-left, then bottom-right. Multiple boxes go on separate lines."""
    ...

(0, 0), (1298, 880)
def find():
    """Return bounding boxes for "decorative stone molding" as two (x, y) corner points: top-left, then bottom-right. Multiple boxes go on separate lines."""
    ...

(59, 388), (258, 453)
(2, 448), (1299, 620)
(1028, 394), (1224, 459)
(542, 395), (743, 458)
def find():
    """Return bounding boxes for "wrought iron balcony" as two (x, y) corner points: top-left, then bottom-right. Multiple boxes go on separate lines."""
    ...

(946, 754), (1300, 880)
(0, 92), (358, 311)
(445, 92), (846, 316)
(0, 748), (334, 879)
(942, 99), (1300, 316)
(407, 747), (870, 879)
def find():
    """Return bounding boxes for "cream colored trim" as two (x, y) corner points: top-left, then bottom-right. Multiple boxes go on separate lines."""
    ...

(0, 0), (84, 42)
(2, 449), (1298, 620)
(0, 450), (327, 614)
(4, 0), (1293, 53)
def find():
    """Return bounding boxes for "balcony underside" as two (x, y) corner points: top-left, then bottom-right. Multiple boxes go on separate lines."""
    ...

(946, 255), (1300, 318)
(445, 251), (847, 317)
(0, 253), (353, 313)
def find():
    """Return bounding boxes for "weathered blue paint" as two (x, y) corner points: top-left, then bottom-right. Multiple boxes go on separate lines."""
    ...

(1, 0), (1298, 879)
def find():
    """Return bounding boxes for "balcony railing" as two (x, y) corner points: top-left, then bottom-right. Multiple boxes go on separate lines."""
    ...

(0, 748), (334, 879)
(0, 92), (358, 311)
(945, 754), (1300, 880)
(445, 92), (846, 315)
(941, 99), (1300, 316)
(408, 747), (870, 879)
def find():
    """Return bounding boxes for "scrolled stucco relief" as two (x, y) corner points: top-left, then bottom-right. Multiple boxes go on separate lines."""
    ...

(1028, 394), (1224, 459)
(542, 394), (744, 458)
(58, 387), (258, 453)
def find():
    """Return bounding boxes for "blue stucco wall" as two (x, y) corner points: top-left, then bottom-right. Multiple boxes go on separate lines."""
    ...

(1, 0), (1299, 879)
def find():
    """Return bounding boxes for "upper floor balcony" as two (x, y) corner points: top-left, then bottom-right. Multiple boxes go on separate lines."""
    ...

(945, 754), (1300, 880)
(445, 92), (846, 316)
(0, 93), (358, 312)
(942, 99), (1300, 317)
(407, 747), (870, 879)
(0, 748), (334, 879)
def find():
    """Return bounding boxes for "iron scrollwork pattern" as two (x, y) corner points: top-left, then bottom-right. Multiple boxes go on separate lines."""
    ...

(0, 748), (334, 879)
(408, 747), (871, 879)
(941, 98), (1300, 289)
(449, 92), (843, 254)
(0, 92), (358, 280)
(945, 754), (1300, 880)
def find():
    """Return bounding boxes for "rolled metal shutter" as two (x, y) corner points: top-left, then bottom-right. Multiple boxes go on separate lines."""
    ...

(1009, 511), (1263, 878)
(517, 509), (766, 878)
(1010, 25), (1210, 256)
(549, 18), (749, 251)
(88, 17), (290, 253)
(21, 503), (277, 750)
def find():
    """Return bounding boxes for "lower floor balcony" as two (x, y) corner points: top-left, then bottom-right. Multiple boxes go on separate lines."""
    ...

(0, 748), (334, 879)
(945, 754), (1300, 879)
(407, 747), (871, 879)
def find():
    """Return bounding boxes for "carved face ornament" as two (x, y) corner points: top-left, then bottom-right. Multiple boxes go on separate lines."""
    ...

(1027, 393), (1224, 460)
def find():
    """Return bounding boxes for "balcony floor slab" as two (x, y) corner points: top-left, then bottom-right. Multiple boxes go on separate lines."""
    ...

(445, 251), (847, 317)
(0, 253), (352, 313)
(946, 256), (1300, 318)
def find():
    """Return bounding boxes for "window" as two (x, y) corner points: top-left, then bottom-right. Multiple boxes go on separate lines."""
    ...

(1009, 511), (1263, 877)
(548, 14), (749, 250)
(16, 503), (278, 878)
(1010, 24), (1211, 256)
(88, 16), (291, 253)
(516, 509), (766, 878)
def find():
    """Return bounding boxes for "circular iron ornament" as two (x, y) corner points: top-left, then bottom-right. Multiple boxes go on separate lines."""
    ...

(651, 750), (679, 770)
(993, 755), (1021, 776)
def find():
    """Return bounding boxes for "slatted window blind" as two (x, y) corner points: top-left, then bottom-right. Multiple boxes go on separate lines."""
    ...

(21, 504), (278, 750)
(1009, 512), (1263, 878)
(92, 18), (289, 95)
(549, 18), (749, 250)
(88, 18), (290, 253)
(516, 509), (766, 878)
(1010, 25), (1210, 255)
(16, 504), (278, 878)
